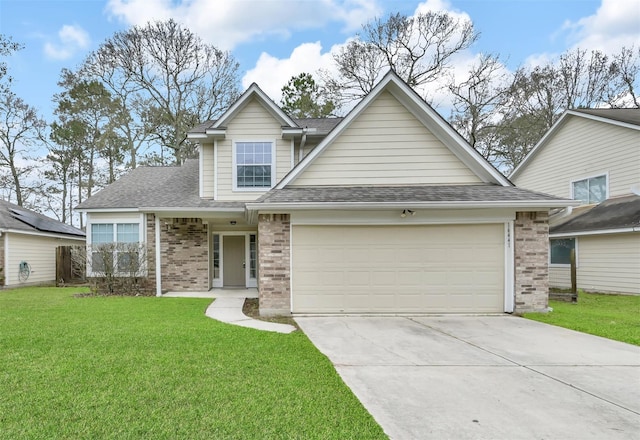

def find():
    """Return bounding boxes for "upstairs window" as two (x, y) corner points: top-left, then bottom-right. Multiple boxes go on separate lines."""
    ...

(572, 175), (606, 204)
(234, 141), (274, 190)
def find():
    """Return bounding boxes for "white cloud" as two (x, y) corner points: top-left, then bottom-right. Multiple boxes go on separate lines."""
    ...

(562, 0), (640, 53)
(105, 0), (382, 50)
(43, 24), (91, 60)
(242, 42), (338, 103)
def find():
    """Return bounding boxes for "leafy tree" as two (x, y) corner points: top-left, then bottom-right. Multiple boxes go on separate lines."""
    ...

(322, 11), (478, 103)
(281, 73), (337, 118)
(53, 71), (125, 201)
(81, 19), (240, 165)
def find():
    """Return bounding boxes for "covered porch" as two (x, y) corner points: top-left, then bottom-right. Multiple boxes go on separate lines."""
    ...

(145, 208), (258, 296)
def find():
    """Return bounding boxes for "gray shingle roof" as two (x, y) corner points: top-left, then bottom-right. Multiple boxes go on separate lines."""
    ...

(572, 108), (640, 126)
(255, 185), (568, 204)
(551, 195), (640, 234)
(0, 199), (85, 237)
(293, 117), (343, 135)
(76, 160), (244, 210)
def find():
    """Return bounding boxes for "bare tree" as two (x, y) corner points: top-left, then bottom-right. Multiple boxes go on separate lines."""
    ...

(0, 93), (46, 206)
(81, 19), (240, 165)
(447, 53), (509, 164)
(322, 11), (478, 103)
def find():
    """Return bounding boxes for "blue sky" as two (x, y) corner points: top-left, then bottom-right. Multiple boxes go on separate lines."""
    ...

(1, 0), (639, 124)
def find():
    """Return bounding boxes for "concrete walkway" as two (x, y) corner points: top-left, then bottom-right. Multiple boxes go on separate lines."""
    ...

(296, 315), (640, 440)
(162, 290), (296, 334)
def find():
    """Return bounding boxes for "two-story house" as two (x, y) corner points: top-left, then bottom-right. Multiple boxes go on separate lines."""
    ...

(511, 109), (640, 295)
(76, 71), (572, 315)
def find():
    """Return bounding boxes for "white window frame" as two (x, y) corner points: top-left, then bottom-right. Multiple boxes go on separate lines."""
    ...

(549, 237), (578, 268)
(86, 214), (146, 277)
(570, 172), (608, 204)
(232, 140), (276, 191)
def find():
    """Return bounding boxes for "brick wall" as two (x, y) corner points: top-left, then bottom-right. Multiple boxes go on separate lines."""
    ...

(257, 214), (291, 316)
(514, 211), (550, 313)
(160, 217), (208, 291)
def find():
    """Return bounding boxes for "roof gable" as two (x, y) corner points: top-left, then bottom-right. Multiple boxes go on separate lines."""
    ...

(278, 70), (511, 188)
(510, 109), (640, 179)
(214, 83), (297, 130)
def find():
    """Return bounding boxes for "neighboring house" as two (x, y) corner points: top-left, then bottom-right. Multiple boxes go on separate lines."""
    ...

(76, 71), (571, 315)
(511, 108), (640, 295)
(0, 200), (86, 287)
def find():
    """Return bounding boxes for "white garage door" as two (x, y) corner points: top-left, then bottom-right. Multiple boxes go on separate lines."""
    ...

(292, 224), (505, 313)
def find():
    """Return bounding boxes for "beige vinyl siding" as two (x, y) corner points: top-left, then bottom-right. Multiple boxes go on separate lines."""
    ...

(550, 233), (640, 294)
(5, 232), (83, 286)
(292, 224), (504, 313)
(201, 142), (214, 198)
(514, 117), (640, 198)
(292, 92), (482, 186)
(216, 98), (293, 201)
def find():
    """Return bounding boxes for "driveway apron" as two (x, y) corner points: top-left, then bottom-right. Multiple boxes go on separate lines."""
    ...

(295, 315), (640, 440)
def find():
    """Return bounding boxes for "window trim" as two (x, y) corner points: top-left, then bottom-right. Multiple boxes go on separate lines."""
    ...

(570, 172), (609, 204)
(549, 237), (578, 267)
(232, 140), (277, 192)
(86, 214), (146, 277)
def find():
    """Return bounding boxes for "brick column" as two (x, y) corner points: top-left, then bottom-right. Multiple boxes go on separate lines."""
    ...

(514, 211), (550, 313)
(258, 214), (291, 316)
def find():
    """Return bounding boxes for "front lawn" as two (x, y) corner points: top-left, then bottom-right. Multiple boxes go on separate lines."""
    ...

(524, 291), (640, 346)
(0, 287), (385, 439)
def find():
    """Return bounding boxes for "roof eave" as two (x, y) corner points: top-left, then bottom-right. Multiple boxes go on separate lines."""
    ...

(246, 200), (577, 211)
(550, 226), (640, 237)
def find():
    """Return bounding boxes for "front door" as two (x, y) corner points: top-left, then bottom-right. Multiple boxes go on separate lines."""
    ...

(223, 235), (245, 287)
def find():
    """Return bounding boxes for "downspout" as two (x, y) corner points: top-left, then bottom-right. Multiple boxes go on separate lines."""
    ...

(155, 215), (162, 296)
(298, 128), (307, 163)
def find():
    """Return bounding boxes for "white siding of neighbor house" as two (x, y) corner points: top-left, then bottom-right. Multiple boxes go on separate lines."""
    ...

(550, 233), (640, 295)
(214, 98), (293, 201)
(201, 142), (215, 198)
(291, 91), (483, 186)
(513, 117), (640, 199)
(5, 232), (83, 286)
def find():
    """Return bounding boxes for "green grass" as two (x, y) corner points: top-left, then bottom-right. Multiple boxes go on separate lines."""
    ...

(524, 291), (640, 346)
(0, 287), (386, 439)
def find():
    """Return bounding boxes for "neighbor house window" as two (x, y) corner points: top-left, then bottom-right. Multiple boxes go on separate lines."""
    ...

(550, 238), (576, 265)
(235, 142), (273, 189)
(90, 222), (141, 274)
(572, 175), (606, 204)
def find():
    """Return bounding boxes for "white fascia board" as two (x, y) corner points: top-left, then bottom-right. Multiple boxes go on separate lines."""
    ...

(247, 200), (578, 211)
(75, 207), (140, 214)
(1, 228), (85, 241)
(204, 128), (226, 137)
(550, 227), (639, 238)
(186, 133), (209, 139)
(566, 110), (640, 131)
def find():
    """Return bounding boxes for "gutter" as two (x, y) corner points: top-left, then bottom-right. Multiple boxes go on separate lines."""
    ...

(550, 227), (640, 238)
(246, 200), (579, 211)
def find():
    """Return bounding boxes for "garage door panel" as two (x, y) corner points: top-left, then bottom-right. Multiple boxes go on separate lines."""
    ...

(292, 224), (504, 313)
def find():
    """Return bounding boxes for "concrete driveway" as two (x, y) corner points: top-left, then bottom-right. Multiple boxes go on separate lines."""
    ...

(295, 315), (640, 440)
